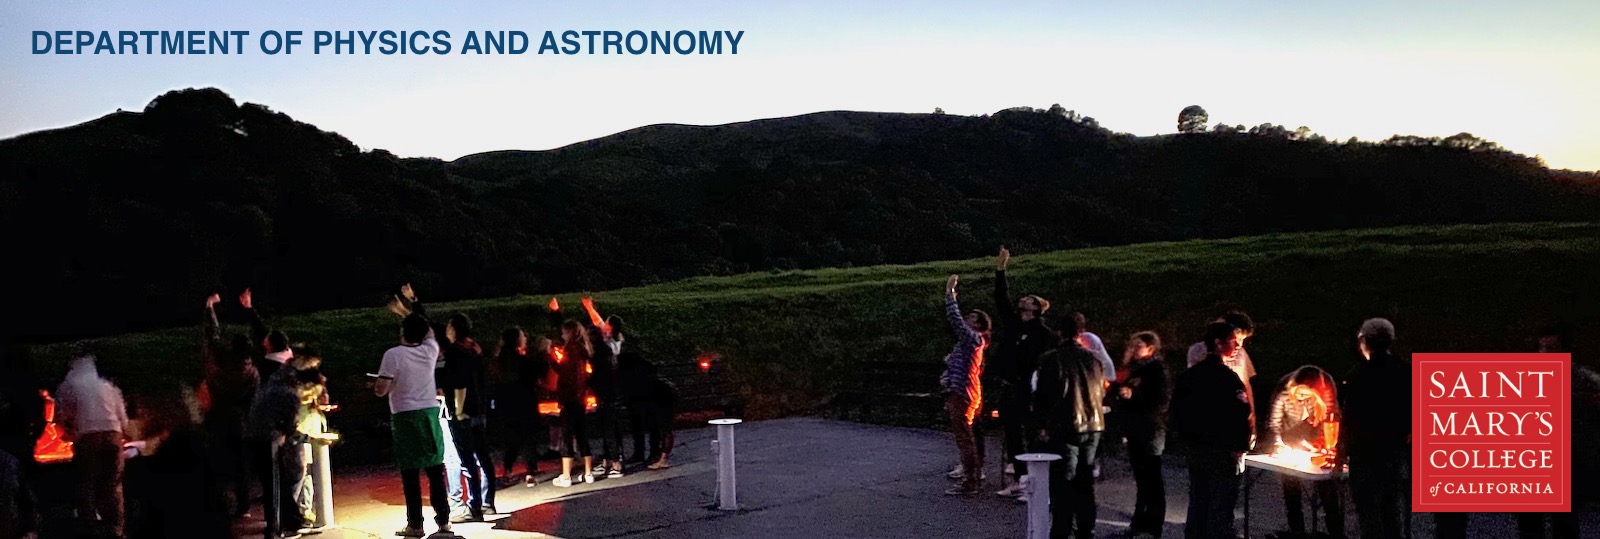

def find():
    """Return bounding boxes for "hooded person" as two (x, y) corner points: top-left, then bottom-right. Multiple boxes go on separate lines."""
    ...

(55, 349), (131, 538)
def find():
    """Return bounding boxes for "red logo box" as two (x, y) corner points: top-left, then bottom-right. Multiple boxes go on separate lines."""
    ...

(1413, 353), (1570, 512)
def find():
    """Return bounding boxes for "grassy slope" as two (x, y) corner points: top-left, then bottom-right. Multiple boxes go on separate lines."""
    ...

(33, 222), (1600, 460)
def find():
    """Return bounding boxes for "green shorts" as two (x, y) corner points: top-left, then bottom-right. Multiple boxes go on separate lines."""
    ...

(391, 407), (445, 470)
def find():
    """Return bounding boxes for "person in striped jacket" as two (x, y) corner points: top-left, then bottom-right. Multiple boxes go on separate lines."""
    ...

(941, 274), (992, 496)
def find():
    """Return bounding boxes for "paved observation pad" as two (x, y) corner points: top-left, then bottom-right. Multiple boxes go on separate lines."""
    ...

(239, 417), (1594, 539)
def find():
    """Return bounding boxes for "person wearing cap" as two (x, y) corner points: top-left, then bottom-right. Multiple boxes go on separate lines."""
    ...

(1172, 322), (1252, 539)
(1334, 318), (1409, 539)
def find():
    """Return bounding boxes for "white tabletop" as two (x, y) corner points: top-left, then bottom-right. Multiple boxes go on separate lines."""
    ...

(1242, 453), (1345, 481)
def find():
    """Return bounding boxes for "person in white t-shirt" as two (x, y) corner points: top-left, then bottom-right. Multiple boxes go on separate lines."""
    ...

(374, 311), (455, 538)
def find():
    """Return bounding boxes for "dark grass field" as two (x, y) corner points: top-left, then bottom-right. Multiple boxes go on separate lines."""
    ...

(27, 221), (1600, 465)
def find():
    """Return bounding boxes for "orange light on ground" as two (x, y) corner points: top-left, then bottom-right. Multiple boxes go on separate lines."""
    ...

(538, 393), (601, 416)
(34, 389), (73, 464)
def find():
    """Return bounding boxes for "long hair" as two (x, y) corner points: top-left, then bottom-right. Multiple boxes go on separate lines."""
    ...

(492, 326), (526, 382)
(495, 326), (525, 360)
(561, 320), (593, 357)
(1286, 365), (1337, 421)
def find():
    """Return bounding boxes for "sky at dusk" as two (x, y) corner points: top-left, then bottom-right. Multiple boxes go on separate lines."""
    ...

(4, 0), (1597, 170)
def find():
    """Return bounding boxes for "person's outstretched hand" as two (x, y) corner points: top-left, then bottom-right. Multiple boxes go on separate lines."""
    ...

(400, 283), (417, 302)
(946, 274), (959, 295)
(998, 246), (1010, 270)
(548, 297), (561, 312)
(205, 293), (222, 309)
(386, 296), (411, 317)
(239, 288), (253, 309)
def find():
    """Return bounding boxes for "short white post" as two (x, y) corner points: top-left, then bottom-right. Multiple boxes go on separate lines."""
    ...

(1017, 453), (1061, 539)
(709, 419), (743, 510)
(309, 433), (340, 529)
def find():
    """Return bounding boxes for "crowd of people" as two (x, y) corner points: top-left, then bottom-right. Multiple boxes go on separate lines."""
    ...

(370, 284), (681, 538)
(0, 248), (1596, 539)
(939, 247), (1599, 539)
(0, 285), (682, 539)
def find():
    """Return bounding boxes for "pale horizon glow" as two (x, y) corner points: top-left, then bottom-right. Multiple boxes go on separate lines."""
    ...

(3, 1), (1598, 170)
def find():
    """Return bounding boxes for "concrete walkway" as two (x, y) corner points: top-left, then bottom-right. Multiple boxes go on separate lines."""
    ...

(240, 418), (1595, 539)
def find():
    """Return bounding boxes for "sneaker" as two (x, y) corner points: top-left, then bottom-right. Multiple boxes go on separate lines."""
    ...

(582, 473), (595, 484)
(946, 464), (965, 479)
(949, 470), (987, 482)
(607, 466), (624, 478)
(297, 526), (325, 536)
(524, 474), (538, 488)
(484, 505), (497, 515)
(551, 475), (573, 488)
(395, 526), (426, 538)
(944, 483), (980, 496)
(996, 482), (1025, 498)
(449, 512), (474, 524)
(591, 463), (608, 475)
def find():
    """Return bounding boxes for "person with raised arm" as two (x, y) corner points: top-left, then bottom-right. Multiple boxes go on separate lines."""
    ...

(940, 274), (991, 496)
(987, 246), (1055, 498)
(376, 289), (455, 539)
(200, 293), (260, 519)
(240, 289), (294, 382)
(580, 297), (627, 478)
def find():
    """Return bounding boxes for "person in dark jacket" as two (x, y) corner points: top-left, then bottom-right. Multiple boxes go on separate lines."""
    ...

(493, 327), (549, 487)
(200, 293), (261, 519)
(618, 350), (679, 469)
(1111, 331), (1170, 538)
(239, 289), (293, 382)
(1033, 309), (1107, 539)
(0, 341), (45, 539)
(1334, 318), (1409, 539)
(580, 297), (626, 478)
(551, 318), (596, 488)
(1266, 365), (1343, 538)
(990, 247), (1054, 496)
(127, 381), (229, 539)
(1173, 321), (1252, 539)
(443, 313), (496, 518)
(246, 363), (319, 539)
(940, 274), (991, 496)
